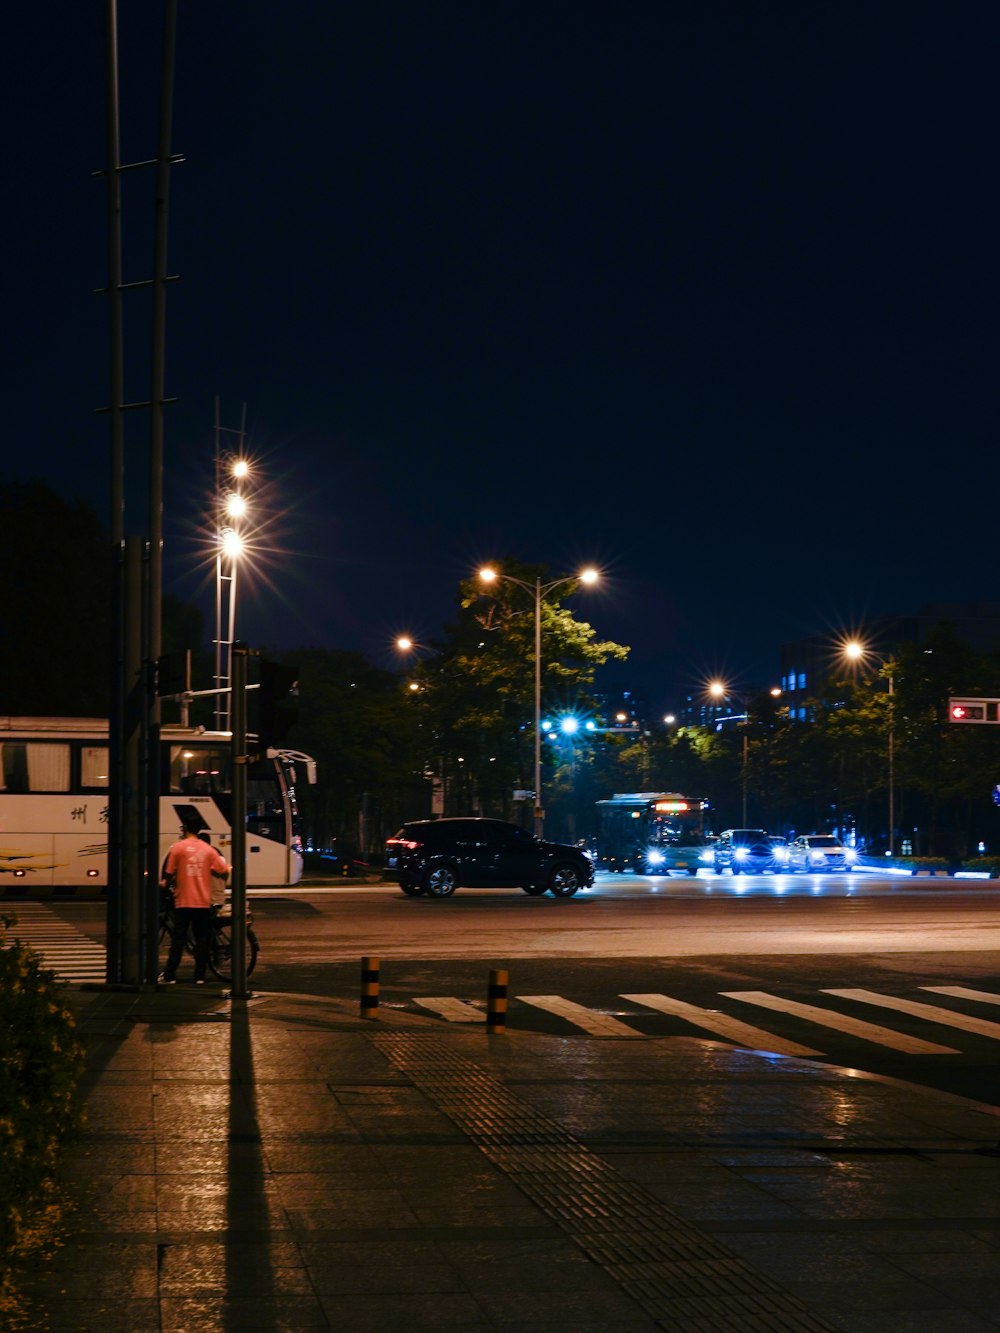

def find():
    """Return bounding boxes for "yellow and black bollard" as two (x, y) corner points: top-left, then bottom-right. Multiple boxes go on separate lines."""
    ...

(360, 955), (380, 1019)
(487, 968), (508, 1034)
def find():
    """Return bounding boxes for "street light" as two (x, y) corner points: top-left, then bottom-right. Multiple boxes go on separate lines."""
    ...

(843, 639), (895, 855)
(215, 454), (251, 732)
(478, 565), (598, 837)
(708, 680), (750, 825)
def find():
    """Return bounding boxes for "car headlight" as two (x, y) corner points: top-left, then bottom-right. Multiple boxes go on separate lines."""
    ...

(647, 850), (665, 866)
(845, 849), (857, 863)
(810, 851), (824, 863)
(735, 847), (749, 861)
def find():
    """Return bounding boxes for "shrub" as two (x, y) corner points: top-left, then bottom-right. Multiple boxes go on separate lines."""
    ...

(957, 857), (1000, 877)
(0, 914), (86, 1317)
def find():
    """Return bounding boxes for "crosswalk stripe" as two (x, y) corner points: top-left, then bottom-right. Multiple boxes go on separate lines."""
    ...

(4, 904), (106, 983)
(621, 993), (821, 1057)
(922, 985), (1000, 1005)
(414, 997), (485, 1023)
(722, 990), (959, 1054)
(517, 995), (644, 1037)
(824, 989), (1000, 1040)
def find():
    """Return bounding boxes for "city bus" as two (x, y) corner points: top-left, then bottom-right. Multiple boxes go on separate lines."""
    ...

(0, 717), (315, 888)
(595, 792), (711, 873)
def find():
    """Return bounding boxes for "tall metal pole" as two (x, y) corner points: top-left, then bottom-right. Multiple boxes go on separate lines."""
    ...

(147, 0), (177, 659)
(230, 643), (248, 997)
(741, 727), (748, 826)
(888, 673), (895, 855)
(534, 578), (543, 837)
(142, 0), (178, 980)
(214, 397), (223, 731)
(105, 0), (126, 982)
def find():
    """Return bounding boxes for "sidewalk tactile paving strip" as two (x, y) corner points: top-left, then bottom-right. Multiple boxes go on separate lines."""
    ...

(373, 1033), (836, 1333)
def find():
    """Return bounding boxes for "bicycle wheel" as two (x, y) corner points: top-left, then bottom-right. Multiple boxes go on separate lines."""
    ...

(206, 921), (259, 982)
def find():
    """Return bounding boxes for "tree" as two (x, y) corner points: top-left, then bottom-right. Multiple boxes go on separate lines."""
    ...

(276, 647), (428, 856)
(413, 564), (629, 835)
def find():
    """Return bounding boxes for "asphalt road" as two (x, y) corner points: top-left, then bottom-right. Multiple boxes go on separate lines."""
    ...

(29, 869), (1000, 1107)
(261, 871), (1000, 1107)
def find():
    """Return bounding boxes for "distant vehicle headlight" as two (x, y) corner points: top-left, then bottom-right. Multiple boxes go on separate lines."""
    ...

(647, 849), (665, 866)
(735, 847), (749, 861)
(845, 848), (857, 863)
(699, 848), (713, 863)
(773, 847), (789, 863)
(810, 850), (825, 863)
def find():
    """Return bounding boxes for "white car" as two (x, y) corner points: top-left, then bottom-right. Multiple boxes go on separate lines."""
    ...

(769, 836), (791, 868)
(788, 835), (858, 873)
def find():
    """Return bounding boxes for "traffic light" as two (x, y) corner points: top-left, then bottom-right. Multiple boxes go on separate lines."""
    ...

(950, 703), (984, 722)
(257, 658), (299, 746)
(947, 697), (999, 723)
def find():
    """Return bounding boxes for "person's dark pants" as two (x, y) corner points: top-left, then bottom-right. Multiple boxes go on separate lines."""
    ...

(164, 906), (213, 981)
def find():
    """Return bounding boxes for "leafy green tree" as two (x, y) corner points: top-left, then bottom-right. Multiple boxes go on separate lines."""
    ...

(413, 564), (629, 834)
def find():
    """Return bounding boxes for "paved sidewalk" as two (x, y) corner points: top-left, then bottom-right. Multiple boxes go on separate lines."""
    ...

(21, 983), (1000, 1332)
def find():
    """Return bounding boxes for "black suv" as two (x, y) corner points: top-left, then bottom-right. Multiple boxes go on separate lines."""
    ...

(712, 828), (776, 875)
(384, 818), (595, 898)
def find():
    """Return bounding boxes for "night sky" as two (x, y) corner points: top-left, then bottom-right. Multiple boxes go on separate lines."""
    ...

(6, 3), (1000, 714)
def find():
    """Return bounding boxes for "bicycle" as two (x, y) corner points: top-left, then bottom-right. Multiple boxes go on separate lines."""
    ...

(158, 888), (259, 981)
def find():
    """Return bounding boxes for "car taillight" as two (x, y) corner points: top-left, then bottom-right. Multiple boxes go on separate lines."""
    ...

(387, 838), (421, 851)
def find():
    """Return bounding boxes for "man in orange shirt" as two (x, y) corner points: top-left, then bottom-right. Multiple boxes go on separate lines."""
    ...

(159, 817), (231, 985)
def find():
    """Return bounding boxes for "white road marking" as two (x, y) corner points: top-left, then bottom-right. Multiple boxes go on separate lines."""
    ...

(825, 988), (1000, 1040)
(517, 995), (644, 1037)
(621, 992), (821, 1056)
(922, 985), (1000, 1005)
(4, 903), (106, 982)
(414, 997), (485, 1023)
(723, 990), (958, 1054)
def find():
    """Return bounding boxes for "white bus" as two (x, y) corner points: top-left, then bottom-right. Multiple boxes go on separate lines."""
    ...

(0, 716), (315, 888)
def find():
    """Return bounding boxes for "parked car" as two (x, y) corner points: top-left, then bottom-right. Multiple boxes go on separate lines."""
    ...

(644, 833), (714, 876)
(713, 828), (777, 875)
(787, 834), (858, 872)
(384, 818), (595, 898)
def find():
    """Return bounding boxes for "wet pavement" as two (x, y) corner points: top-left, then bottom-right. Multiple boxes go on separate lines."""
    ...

(20, 982), (1000, 1332)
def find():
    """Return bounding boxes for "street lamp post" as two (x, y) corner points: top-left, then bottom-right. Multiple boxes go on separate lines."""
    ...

(478, 566), (598, 838)
(708, 681), (750, 825)
(843, 640), (894, 855)
(214, 454), (250, 732)
(396, 636), (445, 817)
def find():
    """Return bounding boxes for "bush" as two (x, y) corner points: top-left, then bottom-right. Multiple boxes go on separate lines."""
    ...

(957, 857), (1000, 877)
(0, 914), (86, 1318)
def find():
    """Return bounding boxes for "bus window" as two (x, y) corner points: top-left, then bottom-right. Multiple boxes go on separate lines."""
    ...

(247, 777), (283, 818)
(81, 746), (109, 790)
(0, 743), (26, 792)
(0, 742), (71, 793)
(168, 745), (231, 795)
